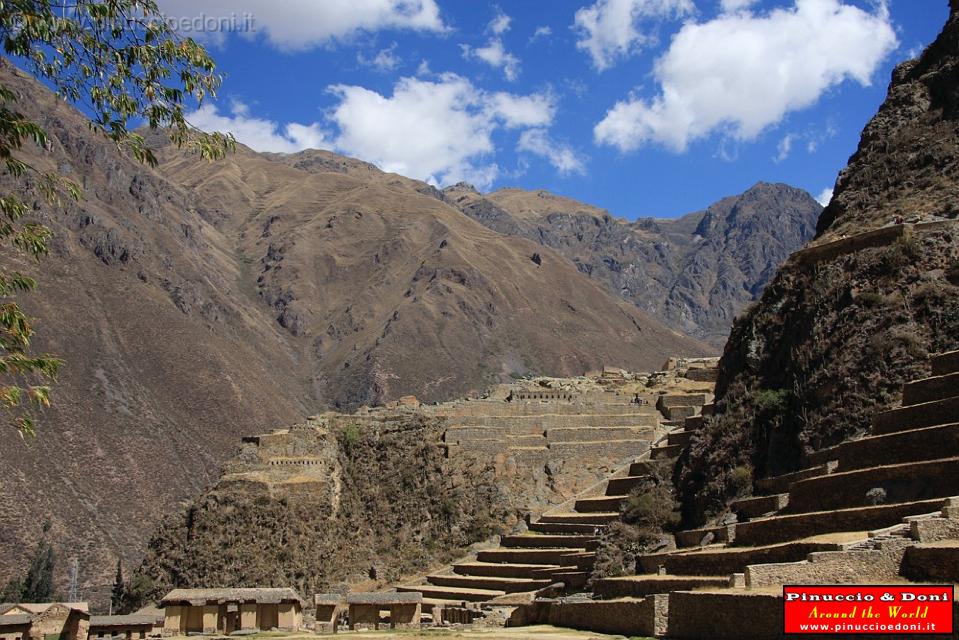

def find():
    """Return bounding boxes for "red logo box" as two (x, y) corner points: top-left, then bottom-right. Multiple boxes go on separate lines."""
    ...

(784, 585), (955, 635)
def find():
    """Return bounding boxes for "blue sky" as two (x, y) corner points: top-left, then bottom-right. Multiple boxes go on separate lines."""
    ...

(156, 0), (948, 219)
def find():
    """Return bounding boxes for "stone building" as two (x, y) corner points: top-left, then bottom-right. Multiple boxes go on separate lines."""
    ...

(0, 603), (90, 640)
(160, 588), (303, 635)
(88, 609), (163, 640)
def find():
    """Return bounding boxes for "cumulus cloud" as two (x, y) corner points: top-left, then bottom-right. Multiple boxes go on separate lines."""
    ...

(816, 187), (833, 207)
(329, 74), (556, 187)
(517, 129), (586, 175)
(573, 0), (694, 71)
(358, 43), (401, 72)
(462, 10), (521, 81)
(463, 39), (521, 81)
(594, 0), (898, 152)
(188, 101), (332, 153)
(156, 0), (445, 51)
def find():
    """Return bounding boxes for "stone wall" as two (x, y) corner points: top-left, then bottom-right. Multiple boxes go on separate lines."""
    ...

(512, 596), (666, 637)
(666, 590), (783, 640)
(745, 543), (908, 588)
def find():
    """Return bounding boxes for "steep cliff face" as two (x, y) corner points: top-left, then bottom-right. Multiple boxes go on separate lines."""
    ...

(677, 3), (959, 525)
(444, 183), (821, 347)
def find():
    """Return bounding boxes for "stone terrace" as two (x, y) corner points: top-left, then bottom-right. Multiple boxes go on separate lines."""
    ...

(517, 350), (959, 638)
(392, 366), (717, 613)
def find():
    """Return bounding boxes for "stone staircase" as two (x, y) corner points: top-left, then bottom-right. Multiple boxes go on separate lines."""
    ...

(523, 350), (959, 638)
(395, 392), (712, 612)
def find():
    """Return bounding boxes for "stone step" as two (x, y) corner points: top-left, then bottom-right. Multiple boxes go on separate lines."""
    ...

(674, 525), (735, 548)
(651, 443), (684, 460)
(545, 426), (654, 442)
(550, 570), (589, 590)
(638, 534), (862, 575)
(605, 475), (649, 496)
(395, 584), (505, 602)
(683, 415), (704, 430)
(872, 395), (959, 435)
(656, 393), (708, 409)
(902, 371), (959, 406)
(932, 349), (959, 376)
(500, 534), (599, 549)
(812, 422), (959, 472)
(539, 512), (621, 525)
(456, 413), (661, 428)
(785, 456), (959, 514)
(664, 405), (696, 421)
(629, 460), (661, 476)
(452, 562), (564, 579)
(476, 548), (591, 566)
(527, 521), (607, 535)
(574, 495), (629, 513)
(755, 462), (838, 495)
(667, 430), (693, 446)
(426, 574), (552, 593)
(701, 403), (715, 416)
(733, 498), (951, 546)
(731, 493), (789, 519)
(661, 419), (686, 429)
(594, 574), (730, 598)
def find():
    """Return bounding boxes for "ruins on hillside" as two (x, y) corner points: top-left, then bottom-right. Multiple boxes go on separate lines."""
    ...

(227, 357), (718, 516)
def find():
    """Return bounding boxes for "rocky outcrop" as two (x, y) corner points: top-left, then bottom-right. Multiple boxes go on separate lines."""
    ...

(444, 183), (821, 347)
(678, 1), (959, 525)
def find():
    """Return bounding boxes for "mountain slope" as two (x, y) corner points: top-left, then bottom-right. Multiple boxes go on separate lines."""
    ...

(0, 59), (711, 602)
(677, 1), (959, 525)
(442, 182), (821, 347)
(151, 142), (713, 408)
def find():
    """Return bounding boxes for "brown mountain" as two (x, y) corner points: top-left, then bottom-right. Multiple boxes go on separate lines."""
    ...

(677, 0), (959, 525)
(442, 181), (821, 347)
(0, 59), (711, 602)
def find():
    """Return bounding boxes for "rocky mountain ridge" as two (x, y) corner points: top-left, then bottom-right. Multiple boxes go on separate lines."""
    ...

(442, 181), (821, 347)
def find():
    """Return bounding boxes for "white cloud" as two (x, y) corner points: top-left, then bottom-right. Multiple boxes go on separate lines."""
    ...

(595, 0), (898, 152)
(489, 10), (512, 35)
(531, 25), (553, 41)
(720, 0), (759, 12)
(816, 188), (833, 206)
(156, 0), (446, 51)
(518, 129), (587, 175)
(462, 12), (521, 81)
(463, 39), (521, 81)
(573, 0), (694, 71)
(188, 101), (332, 153)
(488, 92), (555, 128)
(774, 133), (796, 163)
(357, 42), (401, 72)
(328, 74), (555, 188)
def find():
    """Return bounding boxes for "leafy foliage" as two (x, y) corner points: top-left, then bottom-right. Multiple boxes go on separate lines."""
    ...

(0, 0), (234, 435)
